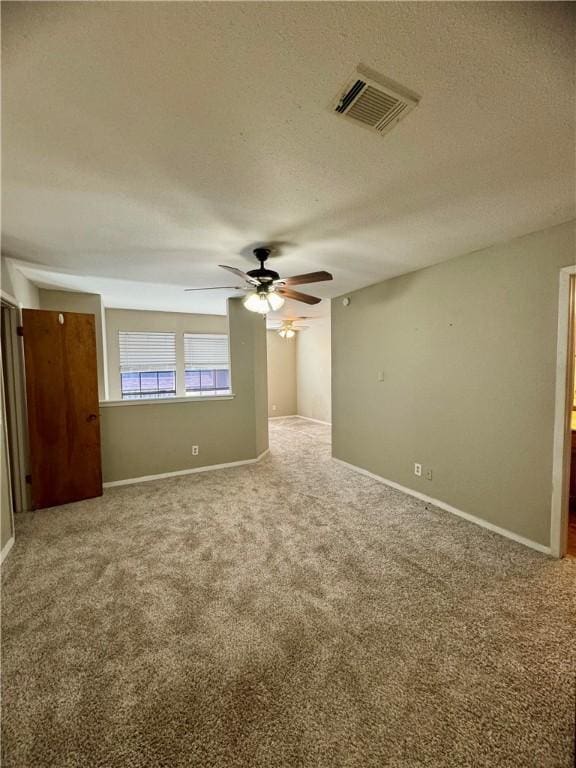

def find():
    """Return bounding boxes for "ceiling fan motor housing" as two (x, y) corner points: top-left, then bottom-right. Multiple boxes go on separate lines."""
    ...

(253, 247), (271, 261)
(248, 248), (280, 283)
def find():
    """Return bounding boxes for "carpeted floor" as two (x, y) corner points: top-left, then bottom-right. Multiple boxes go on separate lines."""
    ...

(2, 417), (575, 768)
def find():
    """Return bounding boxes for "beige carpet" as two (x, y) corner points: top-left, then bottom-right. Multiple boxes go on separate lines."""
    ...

(2, 417), (575, 767)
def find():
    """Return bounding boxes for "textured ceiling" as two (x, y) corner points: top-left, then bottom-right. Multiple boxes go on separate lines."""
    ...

(2, 1), (575, 315)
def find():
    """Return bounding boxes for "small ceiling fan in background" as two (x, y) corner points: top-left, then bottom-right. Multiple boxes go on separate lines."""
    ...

(268, 317), (312, 339)
(185, 247), (333, 314)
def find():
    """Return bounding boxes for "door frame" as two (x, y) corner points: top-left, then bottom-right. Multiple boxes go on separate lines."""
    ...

(0, 354), (15, 562)
(550, 267), (576, 558)
(1, 290), (30, 514)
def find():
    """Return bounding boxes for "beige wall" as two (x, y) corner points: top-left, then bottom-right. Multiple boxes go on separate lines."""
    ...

(39, 290), (108, 399)
(296, 312), (331, 423)
(267, 331), (297, 417)
(105, 308), (227, 401)
(99, 298), (268, 482)
(254, 319), (269, 456)
(332, 220), (575, 548)
(1, 258), (39, 308)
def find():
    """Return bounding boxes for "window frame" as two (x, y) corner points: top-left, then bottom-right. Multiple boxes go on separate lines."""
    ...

(115, 328), (233, 402)
(118, 330), (178, 401)
(183, 332), (231, 398)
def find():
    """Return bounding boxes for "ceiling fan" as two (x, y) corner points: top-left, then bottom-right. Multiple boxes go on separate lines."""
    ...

(185, 247), (333, 314)
(268, 317), (312, 339)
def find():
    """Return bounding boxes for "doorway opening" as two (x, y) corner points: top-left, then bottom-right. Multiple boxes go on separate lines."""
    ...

(265, 308), (332, 440)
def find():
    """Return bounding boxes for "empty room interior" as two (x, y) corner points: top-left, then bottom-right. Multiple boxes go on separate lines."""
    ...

(1, 3), (575, 767)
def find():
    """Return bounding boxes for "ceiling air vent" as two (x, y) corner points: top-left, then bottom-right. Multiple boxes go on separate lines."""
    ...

(333, 66), (420, 137)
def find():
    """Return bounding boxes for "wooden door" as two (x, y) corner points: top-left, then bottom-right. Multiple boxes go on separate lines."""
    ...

(22, 309), (102, 509)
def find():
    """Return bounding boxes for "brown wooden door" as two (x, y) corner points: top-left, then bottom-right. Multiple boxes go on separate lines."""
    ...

(22, 309), (102, 509)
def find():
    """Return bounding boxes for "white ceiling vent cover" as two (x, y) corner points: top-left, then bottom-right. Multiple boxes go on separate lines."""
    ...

(333, 66), (420, 136)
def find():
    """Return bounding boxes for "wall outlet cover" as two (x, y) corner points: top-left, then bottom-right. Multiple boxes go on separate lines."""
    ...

(414, 463), (422, 477)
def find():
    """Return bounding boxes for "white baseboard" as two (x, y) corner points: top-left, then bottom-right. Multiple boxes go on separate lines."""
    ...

(268, 415), (332, 426)
(0, 536), (15, 564)
(296, 415), (332, 426)
(332, 457), (551, 555)
(103, 449), (270, 489)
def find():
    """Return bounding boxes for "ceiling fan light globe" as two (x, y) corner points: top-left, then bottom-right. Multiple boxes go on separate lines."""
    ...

(255, 301), (271, 315)
(267, 292), (285, 311)
(285, 329), (295, 338)
(242, 292), (260, 312)
(243, 291), (269, 314)
(278, 329), (287, 338)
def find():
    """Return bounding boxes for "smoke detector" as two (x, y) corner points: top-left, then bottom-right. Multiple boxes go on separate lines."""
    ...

(333, 65), (420, 137)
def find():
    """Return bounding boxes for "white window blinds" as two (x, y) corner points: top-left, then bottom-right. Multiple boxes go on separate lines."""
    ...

(184, 334), (229, 370)
(118, 331), (177, 372)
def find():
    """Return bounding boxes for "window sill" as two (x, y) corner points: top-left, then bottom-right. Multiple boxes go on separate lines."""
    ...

(99, 394), (236, 408)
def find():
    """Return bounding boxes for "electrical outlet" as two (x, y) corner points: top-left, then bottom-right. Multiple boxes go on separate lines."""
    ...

(272, 404), (277, 412)
(426, 469), (433, 481)
(377, 371), (385, 382)
(414, 463), (422, 477)
(192, 445), (199, 456)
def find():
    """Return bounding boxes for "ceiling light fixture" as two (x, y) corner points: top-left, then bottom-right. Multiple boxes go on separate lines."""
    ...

(273, 317), (312, 339)
(242, 286), (284, 314)
(185, 247), (332, 312)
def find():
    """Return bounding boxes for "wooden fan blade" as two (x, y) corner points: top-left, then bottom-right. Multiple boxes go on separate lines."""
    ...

(275, 271), (333, 286)
(277, 288), (321, 305)
(185, 286), (244, 291)
(219, 265), (259, 285)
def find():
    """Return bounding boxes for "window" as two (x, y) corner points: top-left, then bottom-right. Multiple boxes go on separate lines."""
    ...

(116, 330), (231, 401)
(184, 334), (230, 396)
(119, 331), (177, 399)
